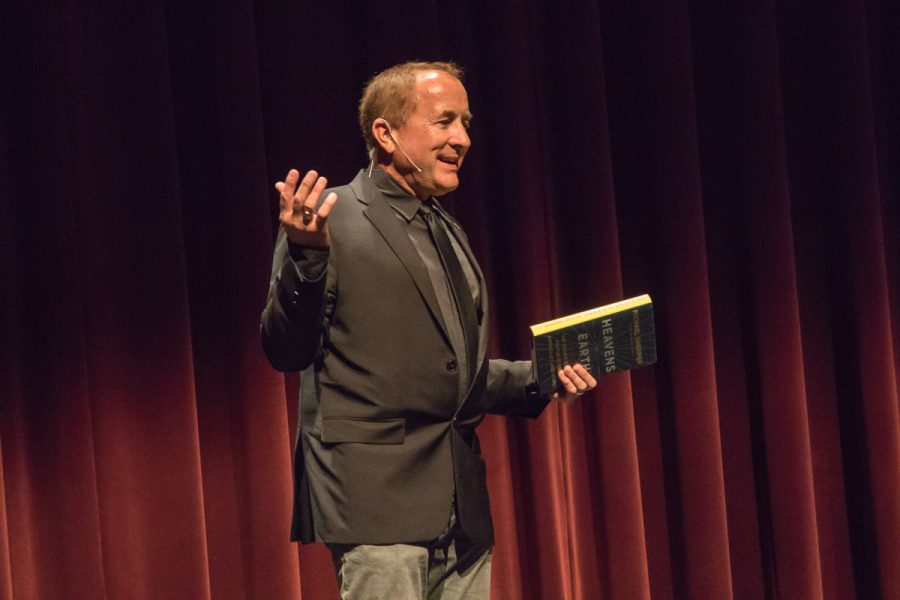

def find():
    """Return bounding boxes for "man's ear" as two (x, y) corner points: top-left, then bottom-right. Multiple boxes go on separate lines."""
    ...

(371, 118), (394, 156)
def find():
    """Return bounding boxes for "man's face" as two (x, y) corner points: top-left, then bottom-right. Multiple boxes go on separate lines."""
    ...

(389, 71), (472, 199)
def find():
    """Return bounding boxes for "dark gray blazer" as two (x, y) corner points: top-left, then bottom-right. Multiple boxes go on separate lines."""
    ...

(261, 169), (548, 550)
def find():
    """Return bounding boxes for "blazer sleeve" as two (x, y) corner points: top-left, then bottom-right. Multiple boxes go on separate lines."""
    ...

(260, 228), (330, 372)
(485, 359), (549, 419)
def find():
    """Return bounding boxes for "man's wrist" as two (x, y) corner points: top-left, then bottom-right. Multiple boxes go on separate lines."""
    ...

(288, 241), (329, 282)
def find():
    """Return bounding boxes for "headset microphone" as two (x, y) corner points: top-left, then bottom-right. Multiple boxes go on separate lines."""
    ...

(385, 122), (423, 173)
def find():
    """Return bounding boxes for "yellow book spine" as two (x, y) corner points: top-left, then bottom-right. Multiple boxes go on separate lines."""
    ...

(529, 294), (653, 337)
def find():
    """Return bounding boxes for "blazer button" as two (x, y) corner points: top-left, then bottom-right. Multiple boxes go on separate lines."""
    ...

(446, 360), (457, 372)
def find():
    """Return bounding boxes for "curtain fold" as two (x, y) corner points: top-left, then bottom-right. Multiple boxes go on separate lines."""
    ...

(0, 441), (10, 600)
(694, 1), (824, 597)
(2, 1), (899, 598)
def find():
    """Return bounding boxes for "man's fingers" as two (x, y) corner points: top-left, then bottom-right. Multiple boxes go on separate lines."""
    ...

(275, 169), (334, 241)
(561, 364), (595, 394)
(280, 169), (300, 200)
(571, 363), (597, 389)
(276, 181), (290, 214)
(276, 169), (328, 216)
(294, 170), (319, 205)
(277, 170), (302, 217)
(554, 369), (579, 403)
(558, 368), (578, 394)
(302, 176), (329, 210)
(316, 192), (338, 221)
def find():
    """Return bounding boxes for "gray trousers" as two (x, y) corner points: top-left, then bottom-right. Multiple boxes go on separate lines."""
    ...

(327, 517), (492, 600)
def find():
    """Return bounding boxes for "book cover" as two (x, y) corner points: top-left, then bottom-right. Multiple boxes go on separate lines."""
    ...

(530, 294), (657, 395)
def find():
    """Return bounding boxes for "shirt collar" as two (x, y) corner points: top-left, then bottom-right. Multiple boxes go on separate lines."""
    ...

(369, 165), (423, 223)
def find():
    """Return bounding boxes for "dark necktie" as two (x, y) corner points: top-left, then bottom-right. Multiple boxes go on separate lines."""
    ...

(422, 206), (478, 379)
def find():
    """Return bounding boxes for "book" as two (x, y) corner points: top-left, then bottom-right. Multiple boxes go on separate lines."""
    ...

(530, 294), (657, 395)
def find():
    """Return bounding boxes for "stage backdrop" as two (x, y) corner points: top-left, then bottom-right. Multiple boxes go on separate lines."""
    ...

(2, 1), (899, 598)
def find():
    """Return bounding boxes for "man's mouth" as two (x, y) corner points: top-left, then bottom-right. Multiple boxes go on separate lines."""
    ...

(438, 156), (459, 167)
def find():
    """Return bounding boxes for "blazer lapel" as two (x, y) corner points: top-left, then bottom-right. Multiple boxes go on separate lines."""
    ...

(350, 173), (452, 345)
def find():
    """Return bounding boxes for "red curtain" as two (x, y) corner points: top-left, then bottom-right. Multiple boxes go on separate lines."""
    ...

(2, 1), (898, 598)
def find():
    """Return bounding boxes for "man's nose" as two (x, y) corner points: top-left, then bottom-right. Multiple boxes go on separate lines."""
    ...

(450, 123), (471, 150)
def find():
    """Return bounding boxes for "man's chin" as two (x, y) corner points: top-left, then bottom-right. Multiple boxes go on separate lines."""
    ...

(433, 175), (460, 196)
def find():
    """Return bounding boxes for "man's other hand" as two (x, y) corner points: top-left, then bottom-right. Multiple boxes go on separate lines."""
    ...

(552, 363), (597, 403)
(275, 169), (338, 248)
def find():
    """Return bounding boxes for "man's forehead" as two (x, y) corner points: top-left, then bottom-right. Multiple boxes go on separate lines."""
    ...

(415, 69), (452, 84)
(413, 70), (468, 110)
(416, 70), (445, 82)
(415, 70), (462, 93)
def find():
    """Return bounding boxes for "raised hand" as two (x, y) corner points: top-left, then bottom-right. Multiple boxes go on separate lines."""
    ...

(275, 169), (338, 248)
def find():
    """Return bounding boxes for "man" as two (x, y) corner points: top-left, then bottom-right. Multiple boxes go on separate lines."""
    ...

(261, 61), (595, 599)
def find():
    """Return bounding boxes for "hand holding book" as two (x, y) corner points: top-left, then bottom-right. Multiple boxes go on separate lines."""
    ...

(531, 294), (657, 396)
(551, 363), (597, 403)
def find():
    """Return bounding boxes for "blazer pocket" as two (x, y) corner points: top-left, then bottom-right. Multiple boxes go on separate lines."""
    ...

(321, 417), (405, 444)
